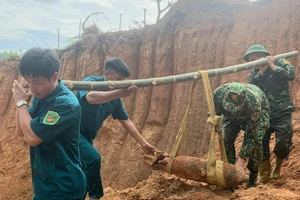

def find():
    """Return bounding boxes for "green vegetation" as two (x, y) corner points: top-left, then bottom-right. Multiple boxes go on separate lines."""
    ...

(0, 49), (23, 59)
(63, 39), (78, 49)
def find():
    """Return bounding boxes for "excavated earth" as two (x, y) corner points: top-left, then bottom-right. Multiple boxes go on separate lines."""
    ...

(1, 0), (300, 199)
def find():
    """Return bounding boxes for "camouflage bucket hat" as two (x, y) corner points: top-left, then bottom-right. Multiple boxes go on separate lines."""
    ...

(243, 44), (271, 61)
(222, 83), (247, 113)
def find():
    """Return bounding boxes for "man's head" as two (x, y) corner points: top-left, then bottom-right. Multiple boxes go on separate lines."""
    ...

(103, 58), (130, 81)
(243, 44), (271, 62)
(19, 48), (60, 99)
(222, 83), (247, 113)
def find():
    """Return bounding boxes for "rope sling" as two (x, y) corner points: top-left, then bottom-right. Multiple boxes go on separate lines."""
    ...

(166, 70), (228, 187)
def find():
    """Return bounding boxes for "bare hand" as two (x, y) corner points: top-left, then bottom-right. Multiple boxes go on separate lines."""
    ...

(20, 80), (33, 102)
(266, 56), (276, 71)
(120, 86), (137, 97)
(259, 65), (268, 75)
(236, 157), (246, 174)
(257, 57), (267, 75)
(141, 142), (156, 155)
(12, 80), (32, 103)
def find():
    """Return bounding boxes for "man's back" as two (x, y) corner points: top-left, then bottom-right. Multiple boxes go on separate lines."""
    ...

(75, 75), (128, 143)
(213, 82), (269, 123)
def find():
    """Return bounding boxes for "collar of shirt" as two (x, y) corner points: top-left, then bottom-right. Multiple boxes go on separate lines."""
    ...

(42, 79), (64, 103)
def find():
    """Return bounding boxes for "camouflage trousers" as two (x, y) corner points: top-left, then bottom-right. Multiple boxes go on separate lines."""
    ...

(262, 113), (293, 160)
(222, 117), (269, 174)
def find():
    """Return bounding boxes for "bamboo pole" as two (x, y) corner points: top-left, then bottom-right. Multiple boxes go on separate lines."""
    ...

(63, 51), (298, 91)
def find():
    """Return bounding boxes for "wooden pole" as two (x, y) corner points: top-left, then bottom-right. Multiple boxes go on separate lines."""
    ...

(56, 28), (60, 49)
(63, 51), (298, 91)
(143, 8), (147, 27)
(119, 13), (122, 31)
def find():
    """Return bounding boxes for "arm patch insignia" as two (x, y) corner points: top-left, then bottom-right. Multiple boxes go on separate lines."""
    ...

(43, 111), (60, 125)
(281, 59), (291, 65)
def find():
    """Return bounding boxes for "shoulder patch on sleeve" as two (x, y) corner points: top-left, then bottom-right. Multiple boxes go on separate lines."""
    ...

(281, 59), (291, 65)
(43, 111), (60, 125)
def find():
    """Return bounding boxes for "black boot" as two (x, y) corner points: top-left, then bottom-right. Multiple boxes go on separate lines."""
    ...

(246, 172), (258, 188)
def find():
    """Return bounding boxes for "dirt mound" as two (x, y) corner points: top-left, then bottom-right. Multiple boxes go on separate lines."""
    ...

(1, 0), (300, 199)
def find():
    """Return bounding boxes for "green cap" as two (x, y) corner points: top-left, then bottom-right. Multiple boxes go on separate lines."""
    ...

(222, 83), (247, 113)
(243, 44), (270, 61)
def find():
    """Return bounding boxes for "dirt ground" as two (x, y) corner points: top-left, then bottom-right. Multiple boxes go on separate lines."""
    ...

(101, 129), (300, 200)
(1, 0), (300, 199)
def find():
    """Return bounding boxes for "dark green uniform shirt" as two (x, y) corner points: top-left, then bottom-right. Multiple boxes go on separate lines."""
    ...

(213, 83), (270, 173)
(29, 80), (86, 200)
(213, 82), (269, 127)
(248, 58), (295, 119)
(75, 76), (128, 144)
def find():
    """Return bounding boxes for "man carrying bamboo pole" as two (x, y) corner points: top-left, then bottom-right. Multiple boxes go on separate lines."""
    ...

(213, 82), (270, 188)
(75, 58), (156, 200)
(245, 44), (296, 183)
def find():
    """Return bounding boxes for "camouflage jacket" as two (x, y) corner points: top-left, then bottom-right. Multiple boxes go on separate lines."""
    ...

(213, 82), (270, 125)
(248, 58), (295, 119)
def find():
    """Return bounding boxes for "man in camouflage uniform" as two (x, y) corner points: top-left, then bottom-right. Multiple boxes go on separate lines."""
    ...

(245, 44), (296, 183)
(213, 82), (270, 188)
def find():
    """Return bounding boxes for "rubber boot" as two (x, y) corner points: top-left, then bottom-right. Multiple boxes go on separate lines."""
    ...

(258, 159), (272, 183)
(272, 156), (284, 179)
(246, 171), (258, 188)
